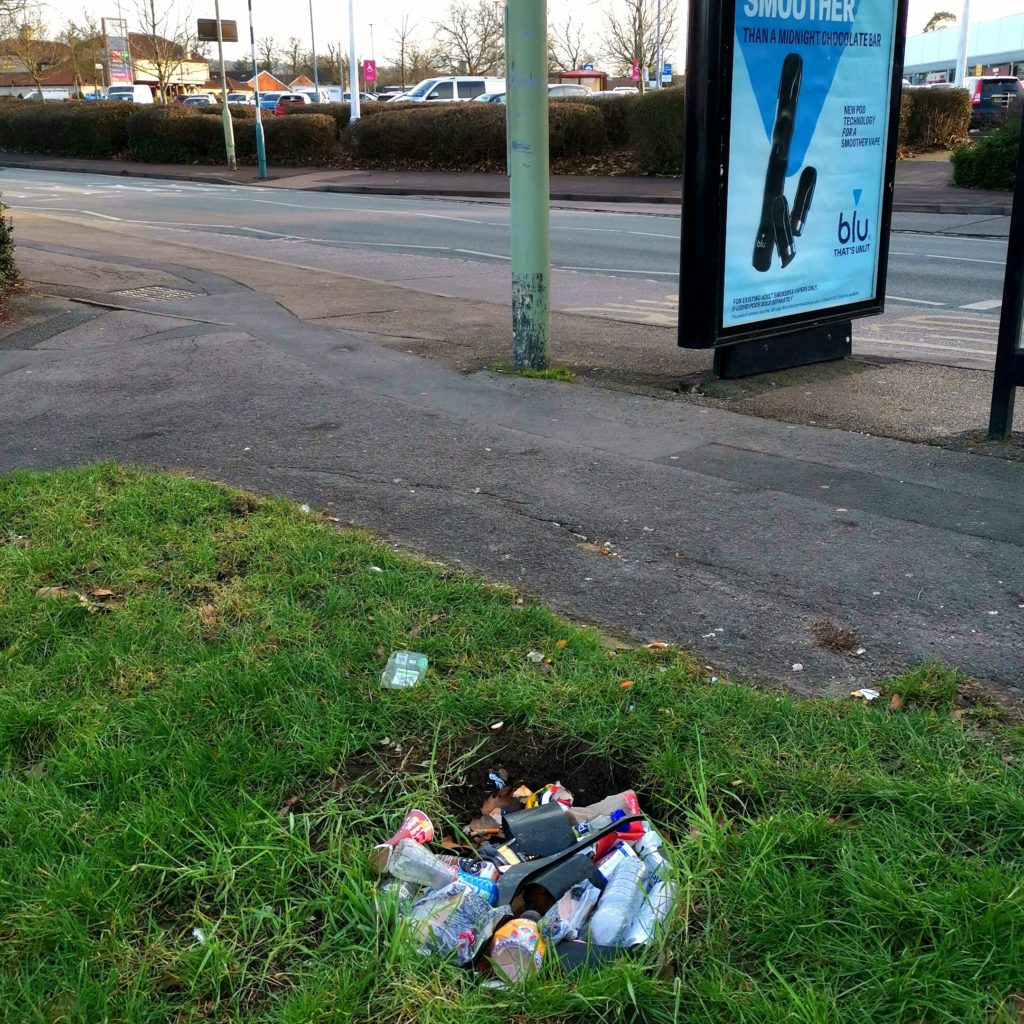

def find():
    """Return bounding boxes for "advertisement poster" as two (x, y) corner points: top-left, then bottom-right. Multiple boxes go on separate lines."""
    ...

(722, 0), (898, 328)
(102, 18), (133, 85)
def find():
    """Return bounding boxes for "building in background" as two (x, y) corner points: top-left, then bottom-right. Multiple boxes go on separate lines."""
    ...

(904, 14), (1024, 83)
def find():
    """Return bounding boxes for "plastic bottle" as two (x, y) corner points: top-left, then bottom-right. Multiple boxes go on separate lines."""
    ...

(386, 838), (457, 890)
(540, 879), (601, 944)
(622, 876), (675, 946)
(588, 857), (647, 946)
(485, 911), (545, 986)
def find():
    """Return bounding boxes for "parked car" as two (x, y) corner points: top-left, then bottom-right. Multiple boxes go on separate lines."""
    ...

(181, 94), (217, 106)
(475, 82), (591, 103)
(227, 92), (254, 105)
(274, 93), (312, 115)
(964, 76), (1023, 129)
(402, 76), (505, 102)
(258, 91), (286, 110)
(106, 84), (154, 104)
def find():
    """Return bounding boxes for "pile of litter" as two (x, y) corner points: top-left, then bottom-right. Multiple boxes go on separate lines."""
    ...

(370, 779), (674, 985)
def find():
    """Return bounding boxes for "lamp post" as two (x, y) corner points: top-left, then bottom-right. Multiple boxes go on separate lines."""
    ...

(94, 61), (104, 97)
(368, 22), (374, 93)
(347, 0), (360, 120)
(309, 0), (320, 97)
(213, 0), (237, 170)
(954, 0), (970, 87)
(246, 0), (268, 178)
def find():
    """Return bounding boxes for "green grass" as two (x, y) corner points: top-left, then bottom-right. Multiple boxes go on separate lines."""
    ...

(504, 366), (576, 383)
(1, 464), (1022, 1024)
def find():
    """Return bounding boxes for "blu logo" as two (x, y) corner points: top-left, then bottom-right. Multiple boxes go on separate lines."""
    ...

(837, 189), (870, 246)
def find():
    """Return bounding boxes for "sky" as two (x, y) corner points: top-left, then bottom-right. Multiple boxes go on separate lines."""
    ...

(30, 0), (1024, 72)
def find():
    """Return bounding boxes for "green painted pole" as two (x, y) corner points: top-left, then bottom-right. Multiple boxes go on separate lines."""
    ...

(506, 0), (550, 371)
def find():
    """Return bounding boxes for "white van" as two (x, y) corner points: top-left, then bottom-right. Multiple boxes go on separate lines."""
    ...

(106, 84), (154, 104)
(402, 76), (505, 102)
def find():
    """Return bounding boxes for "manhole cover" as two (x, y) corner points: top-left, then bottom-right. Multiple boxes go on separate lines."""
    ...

(112, 286), (199, 302)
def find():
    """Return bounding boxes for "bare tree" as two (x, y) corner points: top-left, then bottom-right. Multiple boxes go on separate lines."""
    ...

(285, 36), (302, 78)
(132, 0), (200, 101)
(60, 16), (103, 97)
(549, 11), (596, 73)
(434, 0), (503, 75)
(391, 15), (418, 89)
(256, 35), (279, 73)
(1, 11), (56, 99)
(407, 42), (440, 83)
(601, 0), (677, 91)
(923, 10), (956, 32)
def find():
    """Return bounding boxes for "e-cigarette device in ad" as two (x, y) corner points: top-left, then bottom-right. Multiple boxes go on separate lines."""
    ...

(752, 53), (803, 272)
(772, 196), (795, 268)
(791, 166), (817, 237)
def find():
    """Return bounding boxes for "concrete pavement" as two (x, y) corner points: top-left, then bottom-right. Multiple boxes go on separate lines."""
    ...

(3, 212), (1023, 699)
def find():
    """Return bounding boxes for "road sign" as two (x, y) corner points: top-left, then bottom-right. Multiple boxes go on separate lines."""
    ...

(102, 18), (133, 85)
(661, 62), (672, 83)
(583, 62), (594, 70)
(197, 18), (238, 42)
(363, 59), (377, 83)
(680, 0), (910, 356)
(630, 60), (638, 81)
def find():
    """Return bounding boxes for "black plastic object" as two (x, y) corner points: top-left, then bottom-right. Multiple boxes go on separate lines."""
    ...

(753, 53), (802, 272)
(502, 804), (577, 858)
(772, 196), (795, 268)
(495, 813), (645, 906)
(791, 166), (816, 236)
(524, 853), (605, 910)
(549, 939), (635, 970)
(713, 321), (852, 379)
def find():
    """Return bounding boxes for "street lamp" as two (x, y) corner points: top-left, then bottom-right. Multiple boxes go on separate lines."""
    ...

(94, 62), (104, 97)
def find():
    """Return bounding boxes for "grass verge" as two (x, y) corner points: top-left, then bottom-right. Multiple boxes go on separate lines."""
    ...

(502, 367), (576, 383)
(1, 465), (1022, 1023)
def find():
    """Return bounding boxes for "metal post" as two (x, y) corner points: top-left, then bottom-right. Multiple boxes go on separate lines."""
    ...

(655, 0), (662, 90)
(506, 0), (550, 370)
(369, 22), (375, 93)
(348, 0), (361, 120)
(309, 0), (320, 97)
(988, 113), (1024, 438)
(247, 0), (268, 179)
(214, 0), (237, 170)
(954, 0), (970, 86)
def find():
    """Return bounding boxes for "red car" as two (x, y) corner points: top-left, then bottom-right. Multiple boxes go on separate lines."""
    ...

(273, 93), (312, 116)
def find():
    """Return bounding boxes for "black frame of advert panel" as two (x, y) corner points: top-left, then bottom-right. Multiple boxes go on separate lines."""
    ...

(679, 0), (910, 349)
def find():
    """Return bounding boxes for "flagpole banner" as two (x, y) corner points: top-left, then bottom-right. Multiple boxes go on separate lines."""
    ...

(723, 0), (897, 327)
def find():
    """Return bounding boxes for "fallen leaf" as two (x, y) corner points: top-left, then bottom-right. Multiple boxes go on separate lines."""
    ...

(512, 785), (533, 801)
(440, 836), (461, 850)
(620, 679), (636, 689)
(36, 586), (67, 599)
(482, 793), (522, 817)
(89, 588), (116, 599)
(645, 642), (671, 650)
(729, 779), (742, 787)
(555, 639), (567, 649)
(951, 708), (969, 722)
(1007, 992), (1024, 1023)
(826, 816), (843, 826)
(198, 604), (219, 628)
(889, 693), (904, 712)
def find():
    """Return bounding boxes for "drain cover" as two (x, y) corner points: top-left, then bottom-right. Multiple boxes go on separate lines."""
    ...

(112, 286), (199, 302)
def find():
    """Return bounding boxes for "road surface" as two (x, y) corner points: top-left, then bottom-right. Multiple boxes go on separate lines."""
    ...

(0, 167), (1012, 369)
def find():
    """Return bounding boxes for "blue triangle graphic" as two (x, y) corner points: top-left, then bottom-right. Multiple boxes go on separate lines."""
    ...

(853, 188), (863, 207)
(736, 1), (863, 176)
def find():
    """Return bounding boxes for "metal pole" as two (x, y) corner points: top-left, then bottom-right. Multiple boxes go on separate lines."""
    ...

(507, 0), (550, 370)
(309, 0), (320, 97)
(348, 0), (361, 120)
(954, 0), (970, 86)
(988, 113), (1024, 438)
(247, 0), (268, 179)
(214, 0), (237, 170)
(655, 0), (662, 90)
(369, 22), (375, 93)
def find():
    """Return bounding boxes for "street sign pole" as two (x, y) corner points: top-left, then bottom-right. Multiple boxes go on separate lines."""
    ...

(213, 0), (236, 171)
(246, 0), (268, 179)
(988, 115), (1024, 438)
(507, 0), (550, 370)
(347, 0), (361, 121)
(655, 0), (662, 90)
(954, 0), (970, 87)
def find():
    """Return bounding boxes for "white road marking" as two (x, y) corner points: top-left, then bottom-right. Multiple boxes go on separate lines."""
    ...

(959, 299), (1002, 311)
(886, 295), (945, 306)
(454, 248), (510, 260)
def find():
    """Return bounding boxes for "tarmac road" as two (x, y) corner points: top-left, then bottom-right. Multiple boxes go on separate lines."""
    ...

(0, 168), (1012, 370)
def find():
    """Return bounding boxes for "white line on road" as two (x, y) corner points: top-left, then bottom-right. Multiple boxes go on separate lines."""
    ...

(454, 249), (511, 260)
(561, 265), (678, 276)
(960, 299), (1002, 310)
(886, 296), (946, 306)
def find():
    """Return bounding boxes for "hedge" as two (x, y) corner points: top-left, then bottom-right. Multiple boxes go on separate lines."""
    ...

(0, 197), (16, 300)
(901, 87), (971, 151)
(0, 87), (972, 176)
(0, 101), (133, 157)
(951, 116), (1020, 189)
